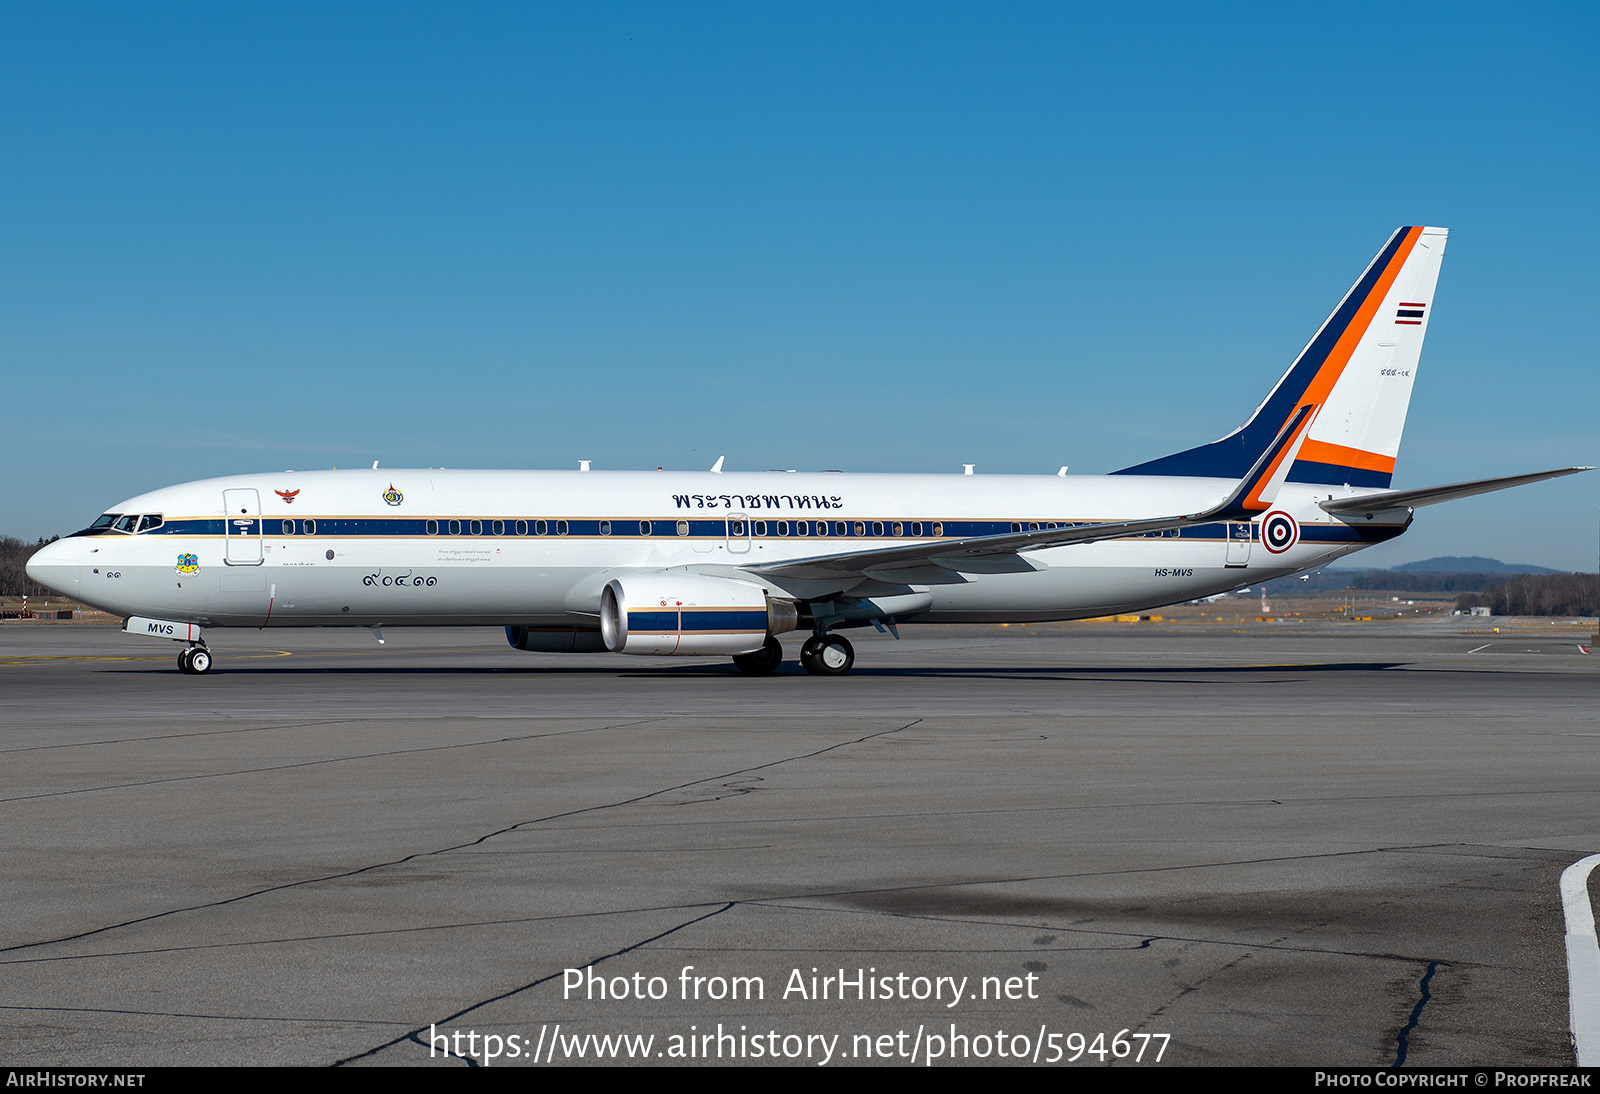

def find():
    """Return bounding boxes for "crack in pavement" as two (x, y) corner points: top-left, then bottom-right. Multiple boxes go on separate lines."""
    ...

(0, 720), (654, 804)
(0, 1003), (405, 1026)
(0, 719), (366, 754)
(1393, 960), (1446, 1067)
(332, 903), (737, 1067)
(737, 900), (1462, 967)
(1, 721), (917, 957)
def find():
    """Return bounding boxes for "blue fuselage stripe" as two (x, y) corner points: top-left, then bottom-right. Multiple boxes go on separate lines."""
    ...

(114, 516), (1396, 546)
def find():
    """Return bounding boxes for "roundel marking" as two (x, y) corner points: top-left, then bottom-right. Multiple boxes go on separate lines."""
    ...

(1261, 511), (1299, 554)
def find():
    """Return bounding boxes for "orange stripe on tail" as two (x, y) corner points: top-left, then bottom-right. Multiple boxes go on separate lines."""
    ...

(1297, 439), (1397, 475)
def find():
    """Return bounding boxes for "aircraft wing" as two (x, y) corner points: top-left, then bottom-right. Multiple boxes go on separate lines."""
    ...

(749, 405), (1318, 583)
(1317, 467), (1592, 516)
(745, 511), (1222, 582)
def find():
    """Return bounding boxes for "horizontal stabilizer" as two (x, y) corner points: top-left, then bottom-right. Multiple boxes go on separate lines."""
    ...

(1318, 467), (1592, 515)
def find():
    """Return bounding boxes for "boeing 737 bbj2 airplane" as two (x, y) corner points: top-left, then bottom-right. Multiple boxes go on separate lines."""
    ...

(26, 227), (1590, 676)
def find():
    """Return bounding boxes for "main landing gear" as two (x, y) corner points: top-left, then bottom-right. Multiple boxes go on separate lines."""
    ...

(800, 634), (854, 676)
(729, 633), (858, 676)
(732, 636), (783, 675)
(177, 645), (212, 675)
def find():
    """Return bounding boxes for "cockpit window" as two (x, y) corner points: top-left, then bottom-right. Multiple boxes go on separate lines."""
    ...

(73, 513), (150, 538)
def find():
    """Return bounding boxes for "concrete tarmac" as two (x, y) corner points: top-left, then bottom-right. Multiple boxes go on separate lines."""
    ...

(1, 620), (1596, 1067)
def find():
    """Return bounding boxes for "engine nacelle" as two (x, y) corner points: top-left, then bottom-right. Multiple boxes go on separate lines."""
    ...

(601, 573), (791, 656)
(505, 626), (608, 653)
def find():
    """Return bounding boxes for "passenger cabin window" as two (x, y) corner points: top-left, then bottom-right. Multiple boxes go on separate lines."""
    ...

(556, 520), (568, 535)
(470, 520), (483, 535)
(448, 520), (461, 535)
(677, 520), (689, 536)
(305, 519), (317, 535)
(640, 520), (651, 536)
(599, 520), (611, 535)
(426, 520), (438, 535)
(283, 520), (295, 535)
(515, 520), (527, 535)
(535, 520), (547, 535)
(492, 520), (504, 536)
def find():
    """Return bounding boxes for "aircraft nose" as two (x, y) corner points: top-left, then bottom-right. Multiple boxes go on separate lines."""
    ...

(25, 538), (83, 598)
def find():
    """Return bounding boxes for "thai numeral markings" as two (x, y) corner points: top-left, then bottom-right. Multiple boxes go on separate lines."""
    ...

(362, 571), (438, 587)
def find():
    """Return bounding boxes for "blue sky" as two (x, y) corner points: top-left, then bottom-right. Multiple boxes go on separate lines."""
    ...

(5, 2), (1596, 569)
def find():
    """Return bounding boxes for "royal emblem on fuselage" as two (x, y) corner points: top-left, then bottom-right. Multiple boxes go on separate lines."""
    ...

(383, 483), (404, 506)
(176, 553), (199, 575)
(275, 489), (300, 504)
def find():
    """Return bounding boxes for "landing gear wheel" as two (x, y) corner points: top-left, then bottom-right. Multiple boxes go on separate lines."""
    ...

(177, 648), (194, 674)
(732, 636), (783, 675)
(186, 647), (212, 675)
(801, 634), (854, 676)
(799, 635), (821, 673)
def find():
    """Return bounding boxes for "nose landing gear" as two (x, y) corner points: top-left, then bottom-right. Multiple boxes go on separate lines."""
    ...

(177, 645), (212, 675)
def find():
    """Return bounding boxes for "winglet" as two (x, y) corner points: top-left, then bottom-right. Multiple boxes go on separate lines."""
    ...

(1204, 402), (1318, 522)
(710, 456), (725, 474)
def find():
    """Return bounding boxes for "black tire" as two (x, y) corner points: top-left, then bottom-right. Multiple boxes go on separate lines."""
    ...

(188, 647), (213, 675)
(177, 648), (194, 674)
(732, 635), (782, 675)
(802, 634), (853, 676)
(799, 635), (822, 673)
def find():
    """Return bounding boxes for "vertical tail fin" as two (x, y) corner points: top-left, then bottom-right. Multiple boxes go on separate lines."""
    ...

(1115, 226), (1448, 488)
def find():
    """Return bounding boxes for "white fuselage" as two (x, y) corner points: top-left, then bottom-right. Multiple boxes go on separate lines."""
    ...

(31, 467), (1404, 631)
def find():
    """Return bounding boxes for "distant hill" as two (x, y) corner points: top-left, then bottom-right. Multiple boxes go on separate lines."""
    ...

(1389, 556), (1560, 575)
(1260, 556), (1577, 596)
(1326, 555), (1560, 575)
